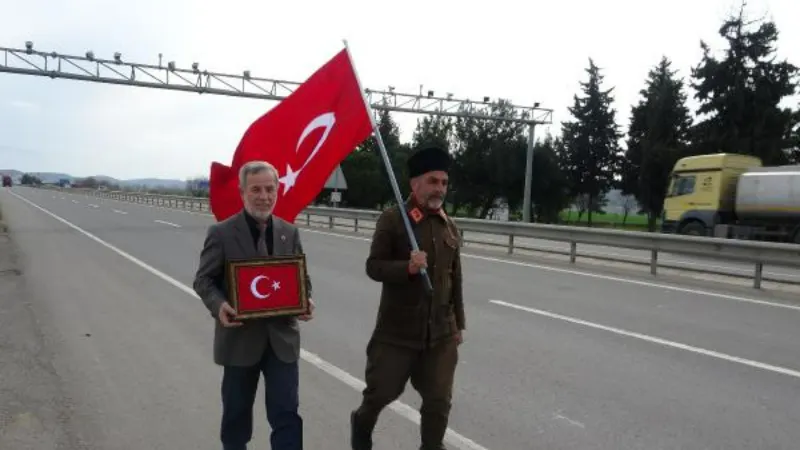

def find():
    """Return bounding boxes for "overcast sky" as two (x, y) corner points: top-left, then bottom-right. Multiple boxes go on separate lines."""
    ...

(1, 0), (798, 180)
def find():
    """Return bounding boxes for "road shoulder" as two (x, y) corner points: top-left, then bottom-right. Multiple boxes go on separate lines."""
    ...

(0, 188), (429, 450)
(0, 200), (80, 450)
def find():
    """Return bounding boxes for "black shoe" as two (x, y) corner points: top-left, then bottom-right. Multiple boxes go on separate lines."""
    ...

(350, 410), (373, 450)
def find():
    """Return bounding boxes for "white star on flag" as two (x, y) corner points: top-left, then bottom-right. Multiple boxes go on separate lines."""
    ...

(272, 280), (281, 291)
(279, 164), (300, 195)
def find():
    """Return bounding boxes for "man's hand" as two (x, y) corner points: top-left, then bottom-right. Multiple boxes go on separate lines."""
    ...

(408, 250), (428, 274)
(218, 302), (243, 328)
(455, 330), (464, 346)
(299, 298), (315, 322)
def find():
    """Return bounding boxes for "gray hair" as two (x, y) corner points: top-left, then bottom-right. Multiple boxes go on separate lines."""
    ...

(238, 160), (279, 190)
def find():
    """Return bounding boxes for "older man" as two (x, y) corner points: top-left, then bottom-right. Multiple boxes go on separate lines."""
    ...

(194, 160), (314, 450)
(350, 146), (465, 450)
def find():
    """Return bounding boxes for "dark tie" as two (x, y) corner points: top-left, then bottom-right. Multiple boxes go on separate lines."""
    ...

(257, 224), (268, 256)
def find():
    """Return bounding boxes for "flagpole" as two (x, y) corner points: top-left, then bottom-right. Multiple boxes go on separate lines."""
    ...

(342, 39), (434, 295)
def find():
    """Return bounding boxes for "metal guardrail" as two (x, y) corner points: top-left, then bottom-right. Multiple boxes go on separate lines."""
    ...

(58, 187), (800, 289)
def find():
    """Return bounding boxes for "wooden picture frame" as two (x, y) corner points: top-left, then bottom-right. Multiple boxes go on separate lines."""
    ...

(225, 254), (310, 320)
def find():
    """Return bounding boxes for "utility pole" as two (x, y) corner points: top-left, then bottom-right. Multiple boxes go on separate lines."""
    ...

(522, 123), (536, 223)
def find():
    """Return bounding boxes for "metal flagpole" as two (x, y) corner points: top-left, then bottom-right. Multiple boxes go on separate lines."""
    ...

(342, 39), (434, 295)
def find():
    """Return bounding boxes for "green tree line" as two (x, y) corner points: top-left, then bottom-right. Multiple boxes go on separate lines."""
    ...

(332, 6), (799, 230)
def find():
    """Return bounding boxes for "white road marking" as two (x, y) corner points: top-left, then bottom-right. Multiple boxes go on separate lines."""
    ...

(154, 219), (181, 228)
(71, 200), (79, 204)
(553, 413), (586, 429)
(471, 254), (800, 312)
(300, 229), (800, 312)
(88, 204), (99, 208)
(490, 299), (800, 380)
(300, 352), (488, 450)
(75, 193), (212, 217)
(8, 190), (489, 450)
(113, 210), (128, 215)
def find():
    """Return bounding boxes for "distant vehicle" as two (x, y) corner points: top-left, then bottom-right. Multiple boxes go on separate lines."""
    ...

(662, 153), (800, 244)
(2, 175), (11, 187)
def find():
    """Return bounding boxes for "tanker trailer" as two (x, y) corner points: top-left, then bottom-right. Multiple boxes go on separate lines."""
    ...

(728, 166), (800, 243)
(662, 153), (800, 243)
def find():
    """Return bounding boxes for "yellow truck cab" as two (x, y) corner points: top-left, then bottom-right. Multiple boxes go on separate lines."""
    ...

(662, 153), (762, 236)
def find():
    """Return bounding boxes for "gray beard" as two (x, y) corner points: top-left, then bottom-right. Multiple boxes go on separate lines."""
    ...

(246, 206), (272, 221)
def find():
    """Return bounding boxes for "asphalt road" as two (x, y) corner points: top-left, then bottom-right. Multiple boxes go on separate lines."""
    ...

(3, 186), (800, 449)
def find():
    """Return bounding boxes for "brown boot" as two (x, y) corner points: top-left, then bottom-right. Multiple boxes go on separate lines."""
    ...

(419, 407), (449, 450)
(350, 410), (373, 450)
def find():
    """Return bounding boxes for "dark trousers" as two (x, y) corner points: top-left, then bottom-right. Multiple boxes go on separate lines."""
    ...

(353, 338), (459, 448)
(220, 344), (302, 450)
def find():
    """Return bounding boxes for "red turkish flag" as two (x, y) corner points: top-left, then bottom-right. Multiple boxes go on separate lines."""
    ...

(209, 48), (373, 223)
(235, 263), (303, 315)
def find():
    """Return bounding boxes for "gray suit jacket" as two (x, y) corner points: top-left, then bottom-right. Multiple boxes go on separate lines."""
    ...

(193, 210), (312, 366)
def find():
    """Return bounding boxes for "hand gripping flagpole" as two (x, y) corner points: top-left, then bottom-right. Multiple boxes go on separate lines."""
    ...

(343, 40), (434, 296)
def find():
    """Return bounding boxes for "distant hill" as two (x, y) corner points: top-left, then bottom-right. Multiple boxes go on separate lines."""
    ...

(0, 169), (187, 190)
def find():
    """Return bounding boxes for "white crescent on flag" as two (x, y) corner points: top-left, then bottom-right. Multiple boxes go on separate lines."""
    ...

(250, 275), (271, 300)
(279, 112), (336, 195)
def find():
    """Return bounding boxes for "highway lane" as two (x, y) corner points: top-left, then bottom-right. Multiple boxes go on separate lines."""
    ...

(0, 189), (423, 450)
(72, 188), (800, 284)
(7, 186), (800, 449)
(43, 187), (800, 361)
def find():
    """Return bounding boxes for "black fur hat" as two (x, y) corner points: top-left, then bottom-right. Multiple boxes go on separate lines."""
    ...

(407, 146), (451, 178)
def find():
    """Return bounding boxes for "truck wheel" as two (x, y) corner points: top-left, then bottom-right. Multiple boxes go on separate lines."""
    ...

(679, 221), (707, 236)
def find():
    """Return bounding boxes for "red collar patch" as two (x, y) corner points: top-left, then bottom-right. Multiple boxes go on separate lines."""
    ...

(409, 207), (424, 224)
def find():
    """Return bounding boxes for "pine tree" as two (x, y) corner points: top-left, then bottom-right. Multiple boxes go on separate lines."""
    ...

(560, 59), (622, 226)
(412, 115), (454, 151)
(690, 3), (799, 165)
(622, 56), (693, 231)
(530, 134), (571, 223)
(789, 107), (800, 162)
(452, 100), (528, 218)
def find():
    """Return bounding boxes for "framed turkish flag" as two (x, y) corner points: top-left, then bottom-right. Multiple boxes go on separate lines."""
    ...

(225, 254), (310, 319)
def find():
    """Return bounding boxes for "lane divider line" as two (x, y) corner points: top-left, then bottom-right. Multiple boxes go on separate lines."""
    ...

(298, 229), (800, 313)
(7, 189), (489, 450)
(490, 299), (800, 380)
(154, 219), (181, 228)
(22, 189), (800, 312)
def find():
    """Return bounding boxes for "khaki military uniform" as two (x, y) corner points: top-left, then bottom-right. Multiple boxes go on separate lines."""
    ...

(352, 196), (465, 450)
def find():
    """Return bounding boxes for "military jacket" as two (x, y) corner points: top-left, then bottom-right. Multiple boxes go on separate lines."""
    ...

(365, 197), (466, 349)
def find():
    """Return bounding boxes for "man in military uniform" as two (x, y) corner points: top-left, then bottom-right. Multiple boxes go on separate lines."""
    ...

(350, 145), (466, 450)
